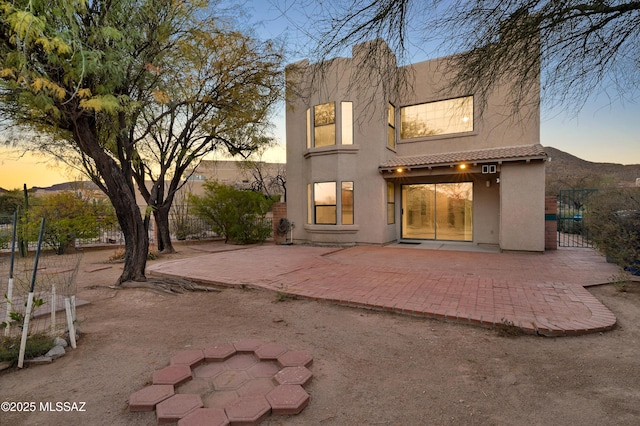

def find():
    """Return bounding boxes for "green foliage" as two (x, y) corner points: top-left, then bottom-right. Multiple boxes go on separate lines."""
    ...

(609, 271), (630, 293)
(585, 188), (640, 271)
(1, 297), (45, 331)
(191, 181), (274, 244)
(0, 334), (54, 365)
(0, 189), (23, 223)
(25, 191), (116, 254)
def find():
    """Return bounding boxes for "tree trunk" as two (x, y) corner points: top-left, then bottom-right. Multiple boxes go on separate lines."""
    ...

(114, 197), (149, 284)
(153, 206), (175, 253)
(73, 117), (148, 285)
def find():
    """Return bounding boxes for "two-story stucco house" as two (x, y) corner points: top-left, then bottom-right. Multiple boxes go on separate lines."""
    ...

(285, 39), (547, 251)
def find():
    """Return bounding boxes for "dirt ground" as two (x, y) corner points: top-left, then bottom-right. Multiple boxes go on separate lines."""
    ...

(1, 243), (639, 425)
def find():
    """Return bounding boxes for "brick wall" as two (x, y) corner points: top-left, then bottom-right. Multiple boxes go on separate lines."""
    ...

(545, 196), (557, 250)
(272, 202), (288, 244)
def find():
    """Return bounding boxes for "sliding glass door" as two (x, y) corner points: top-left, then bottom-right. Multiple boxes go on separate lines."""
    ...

(401, 183), (473, 241)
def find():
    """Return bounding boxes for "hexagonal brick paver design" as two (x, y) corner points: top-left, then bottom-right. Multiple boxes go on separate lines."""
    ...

(176, 378), (213, 396)
(204, 344), (236, 361)
(274, 366), (313, 386)
(129, 385), (174, 411)
(130, 340), (313, 424)
(247, 361), (280, 379)
(254, 343), (288, 360)
(152, 364), (193, 386)
(193, 362), (226, 379)
(233, 338), (263, 353)
(213, 370), (250, 390)
(178, 408), (229, 426)
(266, 385), (310, 415)
(224, 396), (271, 426)
(203, 390), (240, 409)
(224, 353), (258, 370)
(156, 394), (203, 424)
(277, 350), (313, 368)
(171, 349), (205, 368)
(237, 379), (276, 397)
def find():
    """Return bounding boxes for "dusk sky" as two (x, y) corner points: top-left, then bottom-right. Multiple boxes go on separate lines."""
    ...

(1, 0), (638, 190)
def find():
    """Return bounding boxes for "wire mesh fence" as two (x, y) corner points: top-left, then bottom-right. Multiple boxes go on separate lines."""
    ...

(1, 251), (83, 340)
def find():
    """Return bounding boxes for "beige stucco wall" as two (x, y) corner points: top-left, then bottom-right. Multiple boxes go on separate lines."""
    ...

(286, 41), (399, 245)
(395, 57), (540, 158)
(473, 176), (501, 245)
(499, 162), (546, 251)
(286, 39), (543, 250)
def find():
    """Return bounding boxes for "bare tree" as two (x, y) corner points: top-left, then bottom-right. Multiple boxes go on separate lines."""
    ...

(131, 28), (284, 253)
(299, 0), (640, 113)
(238, 143), (287, 201)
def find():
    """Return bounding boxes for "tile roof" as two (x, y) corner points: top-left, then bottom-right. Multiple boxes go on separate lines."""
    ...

(379, 144), (547, 170)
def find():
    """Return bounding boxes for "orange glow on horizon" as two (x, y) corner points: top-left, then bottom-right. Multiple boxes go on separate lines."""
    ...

(0, 150), (73, 190)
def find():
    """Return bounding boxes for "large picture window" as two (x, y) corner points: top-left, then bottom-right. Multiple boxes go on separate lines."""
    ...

(400, 96), (473, 139)
(314, 102), (336, 147)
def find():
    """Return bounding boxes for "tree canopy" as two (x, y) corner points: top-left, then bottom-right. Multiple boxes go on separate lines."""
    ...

(0, 0), (284, 284)
(304, 0), (640, 112)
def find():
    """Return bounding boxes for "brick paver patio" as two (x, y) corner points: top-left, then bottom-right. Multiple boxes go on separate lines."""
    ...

(148, 244), (622, 336)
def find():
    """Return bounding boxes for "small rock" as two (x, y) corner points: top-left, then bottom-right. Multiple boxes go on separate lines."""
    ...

(54, 337), (68, 348)
(45, 345), (66, 360)
(0, 361), (12, 371)
(63, 329), (81, 345)
(27, 356), (52, 365)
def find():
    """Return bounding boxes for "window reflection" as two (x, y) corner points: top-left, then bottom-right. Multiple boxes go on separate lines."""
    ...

(314, 102), (335, 147)
(314, 182), (336, 224)
(400, 96), (473, 139)
(387, 103), (396, 149)
(402, 182), (473, 241)
(341, 181), (354, 225)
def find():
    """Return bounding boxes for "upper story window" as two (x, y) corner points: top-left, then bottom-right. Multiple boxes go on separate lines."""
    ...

(313, 102), (336, 147)
(306, 101), (355, 149)
(387, 103), (396, 149)
(400, 96), (473, 139)
(341, 102), (353, 145)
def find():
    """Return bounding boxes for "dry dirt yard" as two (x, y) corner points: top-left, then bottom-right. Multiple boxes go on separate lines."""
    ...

(1, 243), (639, 426)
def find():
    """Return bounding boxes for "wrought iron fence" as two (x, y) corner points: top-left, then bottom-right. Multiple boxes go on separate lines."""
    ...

(557, 189), (598, 248)
(1, 208), (273, 251)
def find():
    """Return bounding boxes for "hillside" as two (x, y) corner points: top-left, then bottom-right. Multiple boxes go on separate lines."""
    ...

(544, 146), (640, 194)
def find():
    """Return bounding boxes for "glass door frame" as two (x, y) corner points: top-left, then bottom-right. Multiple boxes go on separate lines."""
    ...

(401, 182), (473, 241)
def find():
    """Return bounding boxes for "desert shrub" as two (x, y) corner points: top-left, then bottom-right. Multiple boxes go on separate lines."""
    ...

(585, 188), (640, 272)
(26, 192), (117, 254)
(191, 181), (274, 244)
